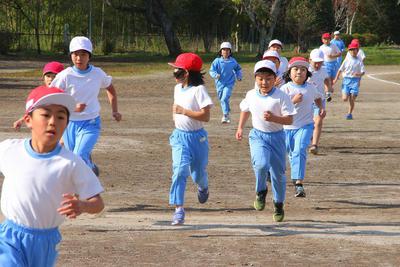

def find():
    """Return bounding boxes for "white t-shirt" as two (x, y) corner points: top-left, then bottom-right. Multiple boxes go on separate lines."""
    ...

(319, 44), (341, 62)
(278, 56), (289, 74)
(0, 139), (104, 229)
(240, 87), (296, 133)
(173, 84), (213, 131)
(51, 65), (112, 121)
(281, 82), (323, 129)
(338, 56), (365, 78)
(345, 49), (366, 61)
(308, 65), (329, 96)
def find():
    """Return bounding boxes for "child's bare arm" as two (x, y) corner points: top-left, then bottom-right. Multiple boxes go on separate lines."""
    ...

(236, 111), (250, 141)
(264, 112), (293, 125)
(58, 193), (104, 219)
(106, 84), (122, 121)
(333, 71), (342, 85)
(173, 104), (211, 122)
(314, 98), (326, 118)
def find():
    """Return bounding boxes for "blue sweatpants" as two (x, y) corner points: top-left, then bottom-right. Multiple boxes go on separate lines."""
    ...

(0, 220), (61, 267)
(216, 85), (233, 115)
(285, 123), (314, 181)
(63, 116), (101, 169)
(169, 128), (209, 206)
(249, 129), (287, 203)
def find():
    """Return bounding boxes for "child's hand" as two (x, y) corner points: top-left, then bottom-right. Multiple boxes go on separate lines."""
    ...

(75, 103), (87, 112)
(235, 129), (243, 141)
(292, 93), (303, 104)
(57, 193), (82, 219)
(112, 111), (122, 121)
(319, 108), (327, 118)
(275, 77), (283, 87)
(332, 78), (338, 85)
(172, 104), (186, 115)
(264, 111), (275, 121)
(13, 119), (23, 131)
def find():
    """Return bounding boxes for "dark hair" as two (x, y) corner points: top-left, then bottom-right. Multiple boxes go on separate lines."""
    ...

(217, 49), (233, 58)
(188, 71), (205, 86)
(29, 107), (70, 121)
(283, 68), (312, 84)
(254, 68), (276, 77)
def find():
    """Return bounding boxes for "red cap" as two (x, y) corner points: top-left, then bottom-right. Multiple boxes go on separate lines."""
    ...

(350, 39), (360, 44)
(288, 57), (310, 69)
(25, 86), (76, 114)
(348, 42), (359, 49)
(322, 33), (331, 39)
(168, 53), (203, 71)
(42, 61), (64, 75)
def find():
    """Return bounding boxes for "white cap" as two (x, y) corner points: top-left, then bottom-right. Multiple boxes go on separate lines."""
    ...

(262, 50), (280, 61)
(309, 48), (324, 62)
(254, 60), (277, 74)
(334, 31), (340, 35)
(70, 36), (93, 54)
(220, 42), (232, 50)
(268, 39), (283, 48)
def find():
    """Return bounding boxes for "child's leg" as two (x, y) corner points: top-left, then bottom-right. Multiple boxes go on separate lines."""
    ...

(349, 94), (357, 114)
(269, 131), (286, 204)
(190, 129), (209, 190)
(0, 220), (61, 267)
(169, 130), (191, 206)
(72, 117), (101, 169)
(249, 129), (271, 193)
(217, 85), (232, 115)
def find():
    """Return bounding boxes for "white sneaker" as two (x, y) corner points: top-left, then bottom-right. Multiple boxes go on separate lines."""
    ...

(221, 114), (230, 124)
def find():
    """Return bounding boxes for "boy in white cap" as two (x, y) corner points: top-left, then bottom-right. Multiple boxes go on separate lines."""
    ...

(236, 60), (296, 222)
(308, 49), (332, 154)
(267, 39), (289, 74)
(0, 86), (104, 266)
(51, 36), (122, 176)
(281, 57), (326, 197)
(209, 41), (242, 123)
(262, 50), (285, 87)
(168, 53), (213, 225)
(333, 42), (365, 120)
(330, 31), (346, 72)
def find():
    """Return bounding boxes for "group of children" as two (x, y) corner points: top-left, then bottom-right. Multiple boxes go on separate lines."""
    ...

(0, 33), (366, 265)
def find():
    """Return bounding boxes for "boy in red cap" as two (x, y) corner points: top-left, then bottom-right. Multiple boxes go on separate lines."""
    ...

(320, 33), (341, 86)
(13, 61), (65, 131)
(167, 53), (213, 225)
(0, 86), (104, 266)
(333, 42), (365, 120)
(345, 39), (366, 62)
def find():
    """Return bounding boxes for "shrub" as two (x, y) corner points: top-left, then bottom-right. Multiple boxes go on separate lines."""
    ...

(0, 31), (14, 54)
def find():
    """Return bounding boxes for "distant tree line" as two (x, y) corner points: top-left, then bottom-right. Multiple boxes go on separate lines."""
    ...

(0, 0), (399, 56)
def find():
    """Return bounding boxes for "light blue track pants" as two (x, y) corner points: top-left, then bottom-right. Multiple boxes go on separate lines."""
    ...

(63, 116), (101, 169)
(249, 129), (287, 203)
(216, 85), (233, 115)
(0, 220), (61, 267)
(285, 123), (314, 181)
(169, 128), (209, 206)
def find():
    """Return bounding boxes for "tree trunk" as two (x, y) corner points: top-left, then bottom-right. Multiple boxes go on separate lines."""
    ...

(265, 0), (284, 48)
(34, 0), (41, 54)
(202, 31), (212, 52)
(146, 0), (181, 57)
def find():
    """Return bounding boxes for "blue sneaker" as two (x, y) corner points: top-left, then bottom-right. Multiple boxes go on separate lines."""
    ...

(171, 208), (185, 225)
(197, 187), (209, 204)
(346, 113), (353, 120)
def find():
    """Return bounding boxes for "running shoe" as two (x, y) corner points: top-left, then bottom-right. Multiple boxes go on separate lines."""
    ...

(253, 189), (267, 211)
(197, 187), (209, 204)
(273, 201), (284, 222)
(171, 208), (185, 225)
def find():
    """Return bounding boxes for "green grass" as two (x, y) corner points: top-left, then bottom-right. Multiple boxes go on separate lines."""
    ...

(1, 46), (400, 78)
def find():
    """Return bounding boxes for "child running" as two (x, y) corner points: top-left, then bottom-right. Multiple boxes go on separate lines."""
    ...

(236, 60), (295, 222)
(330, 31), (346, 74)
(262, 50), (285, 88)
(308, 49), (332, 155)
(209, 42), (242, 124)
(281, 57), (326, 197)
(0, 86), (104, 266)
(333, 41), (365, 120)
(267, 39), (289, 74)
(168, 53), (213, 225)
(51, 36), (122, 176)
(320, 33), (341, 88)
(13, 61), (64, 131)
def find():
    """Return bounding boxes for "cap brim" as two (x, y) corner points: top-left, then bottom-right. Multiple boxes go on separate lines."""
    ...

(29, 93), (76, 114)
(311, 57), (324, 62)
(289, 62), (310, 69)
(168, 62), (185, 70)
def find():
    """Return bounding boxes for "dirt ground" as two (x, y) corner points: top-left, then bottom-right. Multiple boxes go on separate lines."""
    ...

(0, 60), (400, 267)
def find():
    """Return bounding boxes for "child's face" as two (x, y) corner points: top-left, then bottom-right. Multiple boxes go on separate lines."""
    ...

(290, 66), (308, 85)
(24, 105), (68, 151)
(310, 60), (322, 70)
(173, 68), (188, 84)
(349, 48), (358, 57)
(255, 72), (276, 94)
(269, 45), (282, 54)
(221, 48), (231, 58)
(71, 50), (90, 70)
(322, 38), (330, 45)
(43, 72), (56, 87)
